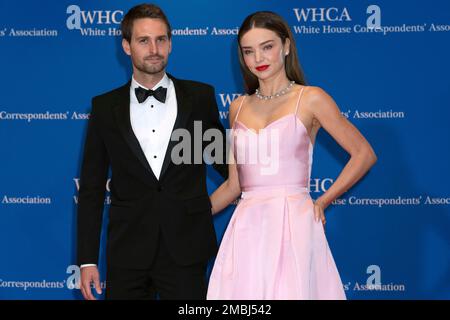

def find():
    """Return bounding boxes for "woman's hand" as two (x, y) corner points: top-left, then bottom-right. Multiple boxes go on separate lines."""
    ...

(314, 199), (326, 226)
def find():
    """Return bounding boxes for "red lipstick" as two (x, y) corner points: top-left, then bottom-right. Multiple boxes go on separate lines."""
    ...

(255, 65), (269, 71)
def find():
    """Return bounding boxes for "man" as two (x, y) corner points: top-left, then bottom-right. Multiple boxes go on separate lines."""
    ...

(77, 4), (227, 300)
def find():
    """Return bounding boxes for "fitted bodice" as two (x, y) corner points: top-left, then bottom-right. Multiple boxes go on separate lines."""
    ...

(231, 88), (313, 191)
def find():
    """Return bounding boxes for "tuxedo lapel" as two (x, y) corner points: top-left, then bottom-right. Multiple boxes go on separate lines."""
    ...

(112, 82), (158, 184)
(159, 75), (193, 180)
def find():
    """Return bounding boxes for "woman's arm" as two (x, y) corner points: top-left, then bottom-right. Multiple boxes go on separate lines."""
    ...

(305, 87), (377, 216)
(209, 96), (244, 215)
(210, 159), (241, 215)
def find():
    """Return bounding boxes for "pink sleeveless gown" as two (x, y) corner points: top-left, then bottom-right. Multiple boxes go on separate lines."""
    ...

(207, 87), (346, 300)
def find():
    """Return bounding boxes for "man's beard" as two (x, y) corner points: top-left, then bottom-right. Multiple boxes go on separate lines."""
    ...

(135, 55), (167, 75)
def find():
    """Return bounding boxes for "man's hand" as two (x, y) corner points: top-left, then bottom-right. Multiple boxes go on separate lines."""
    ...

(80, 266), (102, 300)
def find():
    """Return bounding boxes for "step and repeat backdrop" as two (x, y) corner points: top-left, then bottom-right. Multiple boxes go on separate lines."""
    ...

(0, 0), (449, 299)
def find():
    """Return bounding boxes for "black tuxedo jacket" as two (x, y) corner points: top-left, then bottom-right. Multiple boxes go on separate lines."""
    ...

(77, 74), (228, 269)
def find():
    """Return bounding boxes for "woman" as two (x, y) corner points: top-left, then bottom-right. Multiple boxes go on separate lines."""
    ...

(207, 11), (377, 300)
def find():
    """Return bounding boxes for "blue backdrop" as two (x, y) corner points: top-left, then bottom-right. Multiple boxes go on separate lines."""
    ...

(1, 0), (449, 300)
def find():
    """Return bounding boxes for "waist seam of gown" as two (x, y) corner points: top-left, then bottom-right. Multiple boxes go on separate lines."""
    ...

(241, 184), (309, 199)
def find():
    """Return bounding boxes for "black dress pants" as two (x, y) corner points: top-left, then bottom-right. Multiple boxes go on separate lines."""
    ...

(105, 233), (208, 300)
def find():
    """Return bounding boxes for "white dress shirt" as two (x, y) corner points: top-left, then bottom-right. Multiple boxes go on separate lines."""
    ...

(80, 73), (177, 269)
(129, 73), (177, 180)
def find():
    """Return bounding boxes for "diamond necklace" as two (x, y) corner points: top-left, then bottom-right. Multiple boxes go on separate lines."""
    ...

(255, 81), (295, 100)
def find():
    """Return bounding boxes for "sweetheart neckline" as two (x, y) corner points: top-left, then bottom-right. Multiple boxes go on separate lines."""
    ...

(234, 113), (313, 145)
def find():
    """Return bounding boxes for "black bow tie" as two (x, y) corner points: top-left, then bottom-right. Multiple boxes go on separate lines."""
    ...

(135, 86), (167, 103)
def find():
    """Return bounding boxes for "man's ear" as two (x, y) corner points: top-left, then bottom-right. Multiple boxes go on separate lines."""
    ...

(122, 38), (131, 56)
